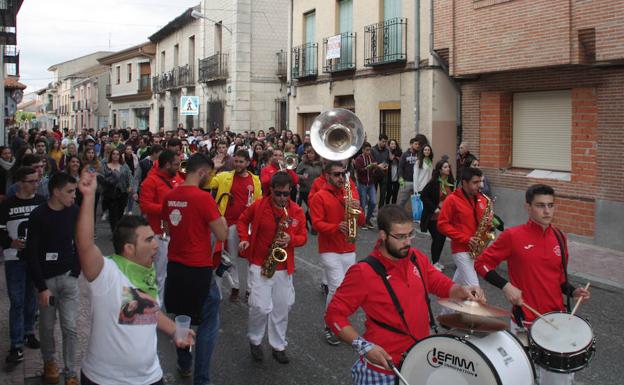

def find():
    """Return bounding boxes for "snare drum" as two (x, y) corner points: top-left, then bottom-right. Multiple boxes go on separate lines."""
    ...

(398, 331), (535, 385)
(529, 312), (596, 373)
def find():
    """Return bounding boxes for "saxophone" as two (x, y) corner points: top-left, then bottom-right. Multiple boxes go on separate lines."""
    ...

(344, 174), (361, 243)
(469, 195), (496, 259)
(261, 207), (289, 278)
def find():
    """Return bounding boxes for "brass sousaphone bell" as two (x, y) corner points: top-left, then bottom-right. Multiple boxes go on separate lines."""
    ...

(310, 108), (365, 161)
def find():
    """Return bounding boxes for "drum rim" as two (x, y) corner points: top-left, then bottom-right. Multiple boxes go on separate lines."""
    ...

(397, 333), (503, 385)
(528, 311), (595, 353)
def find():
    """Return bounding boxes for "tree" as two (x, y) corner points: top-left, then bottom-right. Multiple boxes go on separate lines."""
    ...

(15, 111), (36, 125)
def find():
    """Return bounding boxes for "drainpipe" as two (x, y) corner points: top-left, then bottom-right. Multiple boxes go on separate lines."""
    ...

(429, 0), (462, 144)
(414, 0), (420, 135)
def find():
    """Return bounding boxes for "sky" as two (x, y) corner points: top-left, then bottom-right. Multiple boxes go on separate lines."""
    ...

(17, 0), (200, 94)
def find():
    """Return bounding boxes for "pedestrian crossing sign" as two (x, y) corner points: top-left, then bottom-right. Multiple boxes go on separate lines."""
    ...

(180, 96), (199, 116)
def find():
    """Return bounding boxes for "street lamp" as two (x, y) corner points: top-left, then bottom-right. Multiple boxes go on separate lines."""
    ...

(191, 10), (233, 34)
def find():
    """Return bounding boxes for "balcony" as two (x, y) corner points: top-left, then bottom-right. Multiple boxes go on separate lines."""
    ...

(176, 64), (194, 87)
(323, 32), (356, 73)
(291, 43), (318, 79)
(364, 17), (407, 67)
(138, 76), (151, 94)
(199, 53), (228, 83)
(276, 50), (287, 79)
(152, 76), (161, 94)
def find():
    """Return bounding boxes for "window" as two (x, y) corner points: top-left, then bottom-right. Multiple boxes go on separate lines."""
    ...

(174, 44), (179, 67)
(160, 51), (166, 73)
(127, 63), (132, 82)
(116, 66), (120, 84)
(188, 36), (195, 66)
(512, 90), (571, 171)
(380, 109), (401, 144)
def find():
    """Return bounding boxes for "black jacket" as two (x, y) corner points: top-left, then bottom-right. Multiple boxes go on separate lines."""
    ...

(420, 179), (444, 233)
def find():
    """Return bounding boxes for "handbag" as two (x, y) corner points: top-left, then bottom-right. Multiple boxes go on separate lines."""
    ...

(411, 193), (423, 221)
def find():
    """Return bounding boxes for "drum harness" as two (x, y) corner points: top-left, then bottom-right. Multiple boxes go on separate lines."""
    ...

(513, 226), (573, 327)
(361, 251), (438, 346)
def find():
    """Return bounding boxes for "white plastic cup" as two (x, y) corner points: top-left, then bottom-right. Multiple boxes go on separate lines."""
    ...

(174, 315), (191, 342)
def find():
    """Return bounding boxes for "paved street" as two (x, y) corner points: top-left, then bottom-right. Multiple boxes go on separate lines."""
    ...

(1, 214), (623, 385)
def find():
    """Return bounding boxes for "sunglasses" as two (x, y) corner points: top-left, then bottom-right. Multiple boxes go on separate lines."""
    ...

(330, 172), (346, 178)
(273, 190), (291, 197)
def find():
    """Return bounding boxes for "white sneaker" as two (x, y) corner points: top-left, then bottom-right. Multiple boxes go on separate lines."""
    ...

(434, 262), (445, 271)
(101, 212), (108, 221)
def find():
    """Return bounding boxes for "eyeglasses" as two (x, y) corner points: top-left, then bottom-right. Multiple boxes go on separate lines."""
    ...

(330, 172), (346, 178)
(21, 179), (39, 184)
(388, 230), (416, 242)
(272, 190), (291, 197)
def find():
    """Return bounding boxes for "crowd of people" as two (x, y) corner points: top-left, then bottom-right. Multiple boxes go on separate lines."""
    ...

(0, 123), (589, 385)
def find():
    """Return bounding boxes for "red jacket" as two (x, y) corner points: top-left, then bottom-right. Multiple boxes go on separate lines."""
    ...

(354, 153), (375, 185)
(325, 244), (454, 368)
(475, 221), (568, 323)
(309, 183), (365, 253)
(236, 197), (307, 275)
(260, 164), (299, 196)
(139, 169), (183, 234)
(309, 173), (359, 201)
(437, 189), (488, 253)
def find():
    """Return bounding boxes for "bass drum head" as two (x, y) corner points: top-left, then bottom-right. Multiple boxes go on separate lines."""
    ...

(399, 332), (535, 385)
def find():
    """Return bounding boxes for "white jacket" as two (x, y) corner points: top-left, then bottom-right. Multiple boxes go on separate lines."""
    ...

(413, 161), (432, 193)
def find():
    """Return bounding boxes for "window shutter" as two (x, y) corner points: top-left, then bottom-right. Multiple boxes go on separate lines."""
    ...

(512, 90), (572, 171)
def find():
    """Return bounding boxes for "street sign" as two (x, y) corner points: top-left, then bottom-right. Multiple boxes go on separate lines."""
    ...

(180, 96), (199, 116)
(327, 35), (342, 59)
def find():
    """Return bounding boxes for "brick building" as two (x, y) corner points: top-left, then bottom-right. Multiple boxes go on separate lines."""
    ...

(433, 0), (624, 250)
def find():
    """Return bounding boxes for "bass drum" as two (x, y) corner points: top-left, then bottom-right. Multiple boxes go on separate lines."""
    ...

(398, 331), (535, 385)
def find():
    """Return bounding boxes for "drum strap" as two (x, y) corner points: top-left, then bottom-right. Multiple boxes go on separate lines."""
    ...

(552, 227), (572, 313)
(361, 254), (438, 341)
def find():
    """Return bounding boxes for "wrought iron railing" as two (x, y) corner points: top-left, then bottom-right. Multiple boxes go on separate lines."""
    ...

(138, 76), (151, 93)
(291, 43), (318, 79)
(176, 64), (194, 87)
(323, 32), (356, 73)
(199, 53), (228, 83)
(364, 17), (407, 66)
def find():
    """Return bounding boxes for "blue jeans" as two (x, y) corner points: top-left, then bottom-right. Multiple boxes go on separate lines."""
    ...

(357, 183), (377, 223)
(4, 260), (37, 349)
(177, 279), (220, 385)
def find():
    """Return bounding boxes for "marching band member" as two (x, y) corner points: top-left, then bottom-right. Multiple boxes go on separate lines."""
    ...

(437, 167), (487, 287)
(161, 154), (228, 384)
(475, 184), (590, 385)
(237, 172), (307, 364)
(207, 149), (262, 302)
(325, 205), (484, 385)
(259, 149), (298, 197)
(309, 161), (364, 345)
(138, 150), (183, 305)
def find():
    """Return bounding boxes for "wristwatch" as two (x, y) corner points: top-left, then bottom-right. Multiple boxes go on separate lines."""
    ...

(352, 336), (374, 356)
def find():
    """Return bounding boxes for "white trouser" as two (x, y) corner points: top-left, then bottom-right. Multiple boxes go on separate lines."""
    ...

(247, 264), (295, 351)
(226, 224), (249, 293)
(396, 182), (414, 208)
(320, 252), (356, 309)
(509, 322), (574, 385)
(155, 237), (169, 307)
(451, 252), (480, 287)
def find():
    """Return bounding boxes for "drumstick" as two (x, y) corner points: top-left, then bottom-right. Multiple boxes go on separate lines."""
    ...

(570, 282), (591, 317)
(388, 360), (412, 385)
(522, 303), (559, 330)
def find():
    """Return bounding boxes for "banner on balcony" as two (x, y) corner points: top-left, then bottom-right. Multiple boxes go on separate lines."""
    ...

(180, 96), (199, 116)
(327, 35), (342, 59)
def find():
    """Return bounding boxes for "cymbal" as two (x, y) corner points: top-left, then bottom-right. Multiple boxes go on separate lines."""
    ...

(437, 313), (508, 333)
(438, 298), (510, 318)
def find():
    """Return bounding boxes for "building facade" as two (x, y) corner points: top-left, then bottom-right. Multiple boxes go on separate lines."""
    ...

(0, 0), (23, 145)
(48, 51), (113, 131)
(149, 7), (201, 132)
(98, 42), (155, 130)
(288, 0), (458, 156)
(434, 0), (624, 250)
(149, 1), (289, 133)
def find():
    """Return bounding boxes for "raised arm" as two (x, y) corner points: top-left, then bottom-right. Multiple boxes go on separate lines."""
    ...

(76, 168), (104, 282)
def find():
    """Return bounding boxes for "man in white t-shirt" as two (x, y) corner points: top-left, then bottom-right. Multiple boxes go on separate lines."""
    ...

(75, 169), (194, 385)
